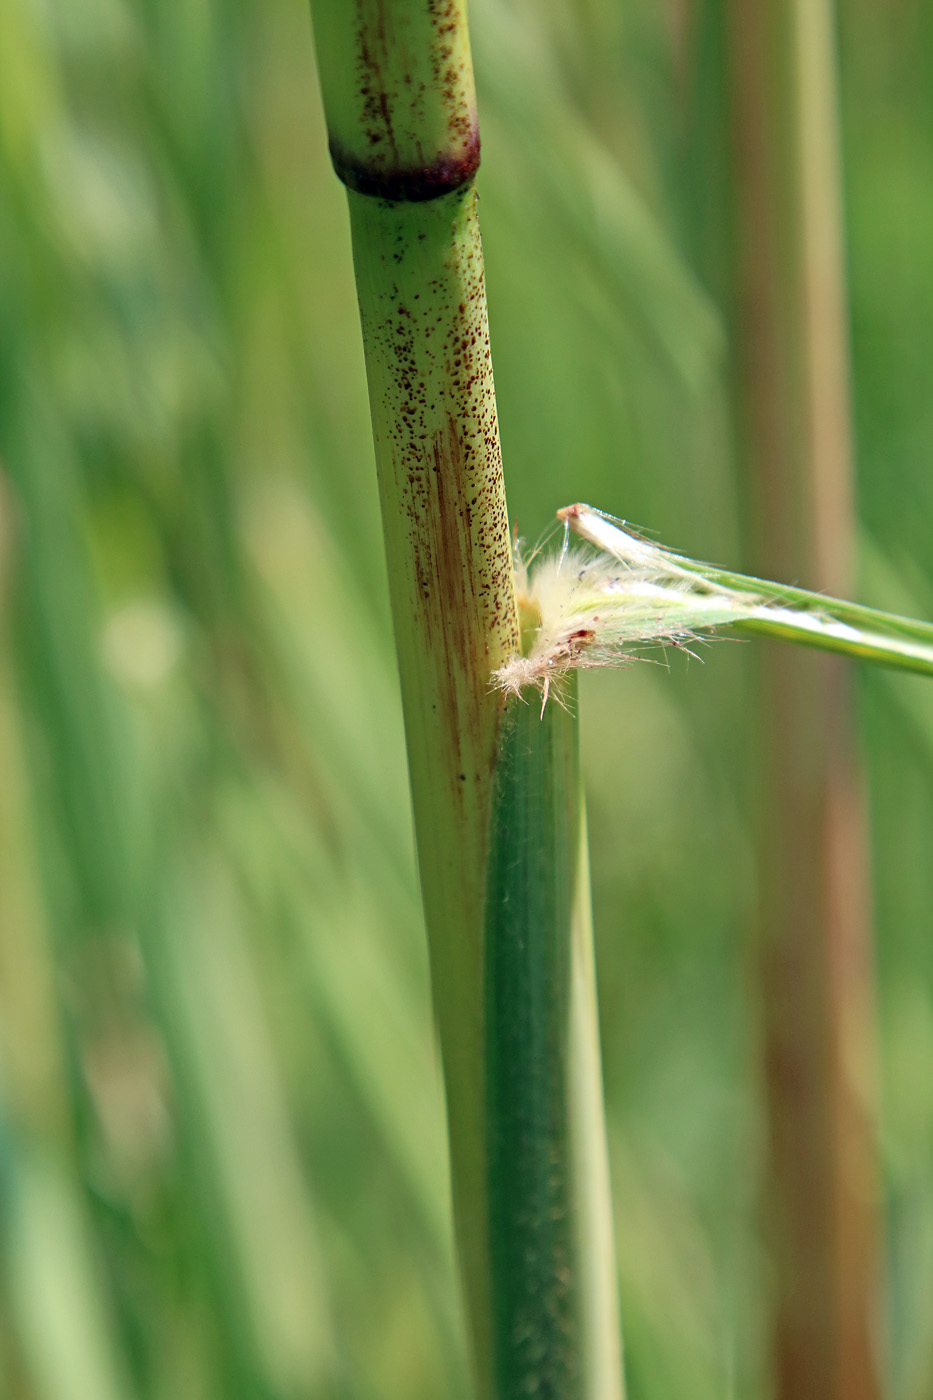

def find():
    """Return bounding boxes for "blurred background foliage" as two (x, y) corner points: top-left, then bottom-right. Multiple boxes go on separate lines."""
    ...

(0, 0), (931, 1397)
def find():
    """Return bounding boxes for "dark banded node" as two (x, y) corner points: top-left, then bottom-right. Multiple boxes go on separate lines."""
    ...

(329, 130), (480, 202)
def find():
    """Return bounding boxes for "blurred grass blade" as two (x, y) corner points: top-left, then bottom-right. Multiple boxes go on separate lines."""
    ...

(2, 1149), (134, 1400)
(0, 549), (133, 1400)
(151, 850), (338, 1397)
(470, 0), (722, 393)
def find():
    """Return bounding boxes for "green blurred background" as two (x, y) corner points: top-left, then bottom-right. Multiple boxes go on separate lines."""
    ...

(1, 0), (932, 1397)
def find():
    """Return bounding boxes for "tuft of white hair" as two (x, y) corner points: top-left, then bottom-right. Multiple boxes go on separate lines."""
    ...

(493, 532), (766, 710)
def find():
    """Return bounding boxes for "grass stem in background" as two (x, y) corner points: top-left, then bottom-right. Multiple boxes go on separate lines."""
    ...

(726, 0), (882, 1394)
